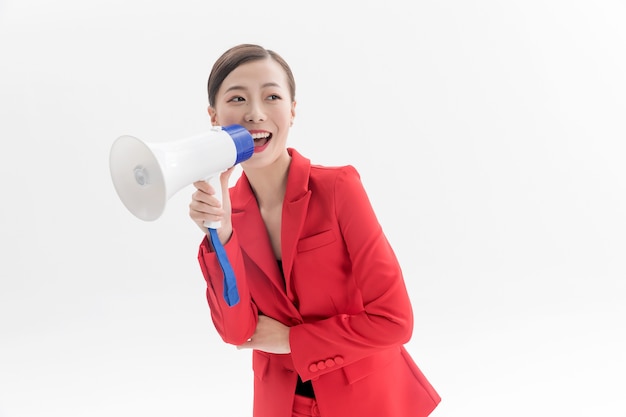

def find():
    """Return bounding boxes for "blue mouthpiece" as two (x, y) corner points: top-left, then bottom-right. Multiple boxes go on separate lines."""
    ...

(223, 124), (254, 164)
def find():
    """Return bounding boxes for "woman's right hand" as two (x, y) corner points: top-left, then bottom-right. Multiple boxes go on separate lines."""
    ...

(189, 167), (235, 246)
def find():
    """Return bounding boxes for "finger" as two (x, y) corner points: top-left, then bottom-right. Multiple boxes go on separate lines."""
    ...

(192, 180), (212, 193)
(192, 181), (227, 205)
(236, 340), (253, 350)
(219, 167), (235, 188)
(189, 202), (224, 220)
(219, 168), (235, 203)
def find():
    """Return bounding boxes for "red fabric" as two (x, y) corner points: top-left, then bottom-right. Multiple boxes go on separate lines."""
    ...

(198, 148), (441, 417)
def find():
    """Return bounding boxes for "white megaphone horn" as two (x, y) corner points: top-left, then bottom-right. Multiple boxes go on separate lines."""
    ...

(109, 124), (254, 227)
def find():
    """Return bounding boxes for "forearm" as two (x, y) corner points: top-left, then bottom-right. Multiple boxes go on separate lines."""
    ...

(198, 233), (258, 345)
(289, 277), (414, 381)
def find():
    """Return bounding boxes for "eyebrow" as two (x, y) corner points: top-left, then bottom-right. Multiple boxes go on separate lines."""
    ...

(223, 82), (283, 94)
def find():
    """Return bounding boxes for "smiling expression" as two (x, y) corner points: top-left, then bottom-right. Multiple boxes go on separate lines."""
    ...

(208, 58), (296, 169)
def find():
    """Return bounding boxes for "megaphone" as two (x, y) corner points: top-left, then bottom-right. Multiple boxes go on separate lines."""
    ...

(109, 124), (254, 226)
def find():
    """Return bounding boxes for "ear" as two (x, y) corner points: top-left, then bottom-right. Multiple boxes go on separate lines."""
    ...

(290, 100), (297, 126)
(207, 106), (218, 126)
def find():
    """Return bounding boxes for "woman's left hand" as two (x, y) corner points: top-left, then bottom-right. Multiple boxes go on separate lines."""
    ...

(237, 315), (291, 354)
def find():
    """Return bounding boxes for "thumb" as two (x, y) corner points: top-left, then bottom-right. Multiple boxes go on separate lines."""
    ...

(219, 167), (236, 219)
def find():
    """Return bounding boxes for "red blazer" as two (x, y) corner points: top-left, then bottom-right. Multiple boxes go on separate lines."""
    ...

(198, 148), (440, 417)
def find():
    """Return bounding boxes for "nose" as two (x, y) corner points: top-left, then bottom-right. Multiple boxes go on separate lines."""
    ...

(245, 100), (266, 123)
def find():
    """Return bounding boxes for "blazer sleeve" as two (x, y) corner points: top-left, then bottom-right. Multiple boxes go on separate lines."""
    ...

(289, 166), (415, 381)
(197, 231), (258, 345)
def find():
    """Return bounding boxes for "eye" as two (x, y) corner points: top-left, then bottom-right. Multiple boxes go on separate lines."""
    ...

(228, 96), (245, 103)
(267, 94), (281, 101)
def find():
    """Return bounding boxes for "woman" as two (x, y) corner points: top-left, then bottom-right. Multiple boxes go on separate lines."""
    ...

(189, 43), (441, 417)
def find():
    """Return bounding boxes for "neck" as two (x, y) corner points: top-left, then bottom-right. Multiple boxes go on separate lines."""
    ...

(245, 150), (291, 209)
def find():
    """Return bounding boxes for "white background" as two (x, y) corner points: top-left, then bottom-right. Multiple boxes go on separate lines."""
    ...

(1, 1), (625, 416)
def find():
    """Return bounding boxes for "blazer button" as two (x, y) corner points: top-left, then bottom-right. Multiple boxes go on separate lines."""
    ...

(325, 358), (335, 368)
(309, 363), (318, 373)
(316, 360), (327, 370)
(334, 356), (344, 365)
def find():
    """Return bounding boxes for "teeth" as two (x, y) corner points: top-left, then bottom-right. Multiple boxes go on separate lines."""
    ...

(251, 132), (270, 140)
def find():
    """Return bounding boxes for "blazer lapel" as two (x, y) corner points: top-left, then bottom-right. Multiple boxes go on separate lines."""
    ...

(230, 181), (281, 289)
(229, 149), (311, 314)
(281, 149), (312, 300)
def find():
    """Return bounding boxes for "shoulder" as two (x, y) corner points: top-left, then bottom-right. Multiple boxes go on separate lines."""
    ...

(307, 158), (362, 192)
(311, 162), (359, 178)
(288, 148), (366, 199)
(290, 148), (361, 181)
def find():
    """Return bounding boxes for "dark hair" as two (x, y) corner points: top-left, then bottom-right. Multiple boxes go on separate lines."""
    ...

(207, 44), (296, 107)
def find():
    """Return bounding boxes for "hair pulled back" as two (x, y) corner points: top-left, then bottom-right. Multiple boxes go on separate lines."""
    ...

(207, 44), (296, 107)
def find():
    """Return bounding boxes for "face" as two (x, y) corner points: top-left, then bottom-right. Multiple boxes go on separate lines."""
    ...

(208, 58), (296, 169)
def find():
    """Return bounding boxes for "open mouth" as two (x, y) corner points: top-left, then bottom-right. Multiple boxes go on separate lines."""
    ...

(250, 131), (272, 148)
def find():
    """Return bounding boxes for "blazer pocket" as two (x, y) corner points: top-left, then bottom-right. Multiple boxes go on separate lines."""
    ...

(297, 230), (336, 253)
(253, 351), (270, 381)
(342, 348), (398, 385)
